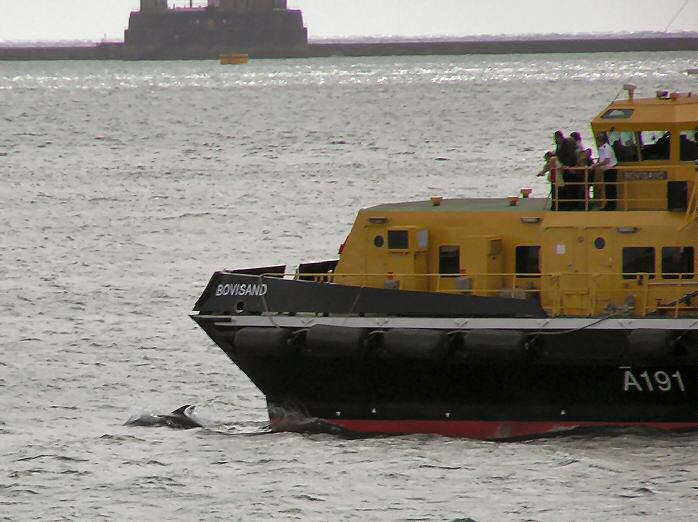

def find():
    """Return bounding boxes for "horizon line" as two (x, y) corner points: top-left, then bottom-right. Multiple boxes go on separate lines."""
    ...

(2, 30), (698, 47)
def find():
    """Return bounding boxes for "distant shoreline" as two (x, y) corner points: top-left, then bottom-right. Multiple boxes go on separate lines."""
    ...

(1, 35), (698, 61)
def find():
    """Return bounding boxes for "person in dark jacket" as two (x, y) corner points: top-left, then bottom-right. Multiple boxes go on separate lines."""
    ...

(554, 131), (579, 209)
(554, 130), (578, 167)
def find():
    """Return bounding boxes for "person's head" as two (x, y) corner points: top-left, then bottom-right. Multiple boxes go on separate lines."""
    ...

(554, 130), (564, 144)
(596, 133), (608, 146)
(570, 131), (582, 144)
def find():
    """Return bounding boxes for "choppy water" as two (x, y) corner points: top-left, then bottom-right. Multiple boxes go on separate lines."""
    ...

(2, 53), (698, 521)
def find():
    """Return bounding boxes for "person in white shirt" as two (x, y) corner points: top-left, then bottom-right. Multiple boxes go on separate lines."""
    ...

(593, 134), (618, 210)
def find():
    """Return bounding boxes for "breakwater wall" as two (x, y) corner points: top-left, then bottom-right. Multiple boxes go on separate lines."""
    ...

(2, 37), (698, 61)
(0, 43), (124, 61)
(307, 37), (698, 57)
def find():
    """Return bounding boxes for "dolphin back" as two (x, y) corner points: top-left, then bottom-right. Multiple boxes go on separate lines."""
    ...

(125, 405), (203, 429)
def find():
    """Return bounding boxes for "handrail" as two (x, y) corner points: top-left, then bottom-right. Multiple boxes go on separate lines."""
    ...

(243, 270), (698, 318)
(263, 269), (698, 283)
(545, 164), (685, 211)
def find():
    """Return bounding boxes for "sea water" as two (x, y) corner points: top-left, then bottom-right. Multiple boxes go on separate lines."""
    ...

(2, 53), (698, 521)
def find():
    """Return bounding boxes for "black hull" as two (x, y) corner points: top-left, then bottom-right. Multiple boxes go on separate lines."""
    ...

(192, 274), (698, 440)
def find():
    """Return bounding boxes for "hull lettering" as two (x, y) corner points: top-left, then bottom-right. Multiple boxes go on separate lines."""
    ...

(215, 283), (268, 297)
(622, 369), (686, 392)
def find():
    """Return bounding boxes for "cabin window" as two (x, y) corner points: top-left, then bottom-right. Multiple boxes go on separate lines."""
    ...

(662, 247), (694, 279)
(515, 246), (540, 277)
(622, 247), (655, 279)
(639, 130), (671, 161)
(438, 246), (460, 276)
(679, 130), (698, 161)
(607, 131), (639, 162)
(601, 108), (634, 119)
(388, 230), (409, 249)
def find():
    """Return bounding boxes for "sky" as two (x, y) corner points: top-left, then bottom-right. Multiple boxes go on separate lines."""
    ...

(0, 0), (697, 43)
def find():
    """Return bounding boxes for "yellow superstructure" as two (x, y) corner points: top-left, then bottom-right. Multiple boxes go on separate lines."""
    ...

(331, 87), (698, 318)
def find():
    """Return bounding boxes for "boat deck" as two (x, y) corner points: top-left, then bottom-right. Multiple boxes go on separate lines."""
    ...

(367, 197), (549, 213)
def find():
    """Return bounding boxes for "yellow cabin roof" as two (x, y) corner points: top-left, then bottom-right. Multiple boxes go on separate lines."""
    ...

(592, 92), (698, 128)
(367, 197), (548, 213)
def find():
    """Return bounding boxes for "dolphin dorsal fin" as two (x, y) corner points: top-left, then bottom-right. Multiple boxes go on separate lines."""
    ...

(171, 404), (193, 415)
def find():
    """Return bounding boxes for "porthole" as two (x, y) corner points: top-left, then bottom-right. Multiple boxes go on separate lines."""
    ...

(235, 301), (245, 314)
(374, 235), (384, 248)
(594, 237), (606, 250)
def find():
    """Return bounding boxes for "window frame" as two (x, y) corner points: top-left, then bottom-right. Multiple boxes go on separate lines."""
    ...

(438, 245), (460, 277)
(387, 230), (409, 250)
(638, 130), (672, 161)
(607, 130), (640, 162)
(661, 246), (694, 280)
(601, 108), (634, 120)
(515, 245), (541, 278)
(622, 246), (656, 280)
(679, 129), (698, 162)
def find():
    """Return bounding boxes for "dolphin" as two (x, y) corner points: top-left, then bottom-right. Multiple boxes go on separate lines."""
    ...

(125, 405), (204, 429)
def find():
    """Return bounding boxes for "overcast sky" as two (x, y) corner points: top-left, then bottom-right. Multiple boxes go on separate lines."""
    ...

(0, 0), (697, 42)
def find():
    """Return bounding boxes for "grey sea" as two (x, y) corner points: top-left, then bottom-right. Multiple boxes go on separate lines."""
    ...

(3, 52), (698, 521)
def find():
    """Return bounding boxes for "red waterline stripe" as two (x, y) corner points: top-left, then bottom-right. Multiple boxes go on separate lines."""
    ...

(320, 419), (698, 440)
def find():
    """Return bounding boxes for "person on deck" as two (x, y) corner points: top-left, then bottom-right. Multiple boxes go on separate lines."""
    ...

(554, 130), (578, 167)
(554, 130), (579, 209)
(593, 133), (618, 210)
(570, 132), (585, 158)
(537, 151), (563, 210)
(569, 132), (590, 208)
(576, 148), (594, 209)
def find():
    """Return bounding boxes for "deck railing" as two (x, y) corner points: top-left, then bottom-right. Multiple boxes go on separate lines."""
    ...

(546, 165), (686, 212)
(254, 270), (698, 318)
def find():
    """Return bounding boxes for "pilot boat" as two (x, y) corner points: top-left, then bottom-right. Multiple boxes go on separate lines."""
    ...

(192, 85), (698, 440)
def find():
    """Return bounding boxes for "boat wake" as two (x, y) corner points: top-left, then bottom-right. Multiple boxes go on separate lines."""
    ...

(267, 405), (354, 436)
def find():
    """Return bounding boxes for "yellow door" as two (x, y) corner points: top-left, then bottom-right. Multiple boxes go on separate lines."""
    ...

(364, 226), (389, 288)
(541, 227), (590, 315)
(583, 227), (620, 314)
